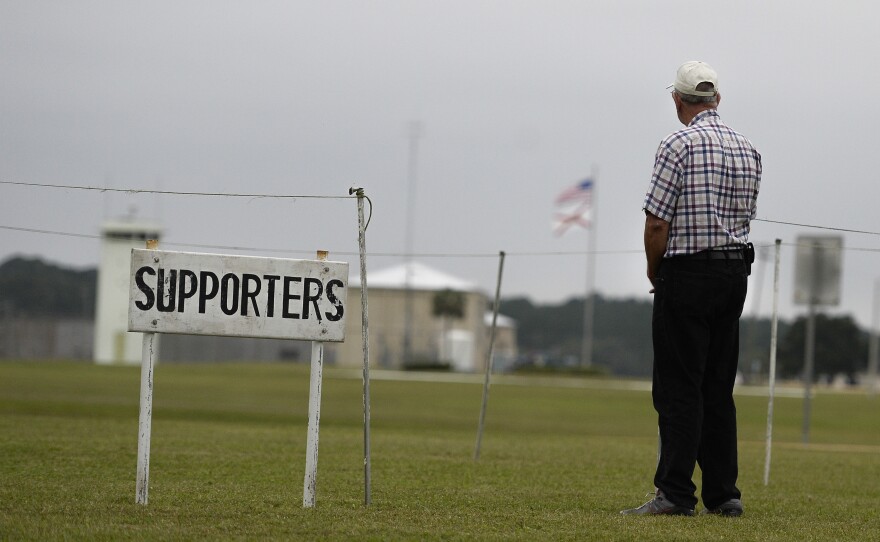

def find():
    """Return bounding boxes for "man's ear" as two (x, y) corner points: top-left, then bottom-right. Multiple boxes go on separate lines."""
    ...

(673, 92), (683, 114)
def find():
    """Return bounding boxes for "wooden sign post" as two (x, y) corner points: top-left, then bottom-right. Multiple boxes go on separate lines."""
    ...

(128, 246), (348, 507)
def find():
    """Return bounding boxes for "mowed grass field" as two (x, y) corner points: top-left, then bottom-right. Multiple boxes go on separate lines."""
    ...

(1, 361), (879, 541)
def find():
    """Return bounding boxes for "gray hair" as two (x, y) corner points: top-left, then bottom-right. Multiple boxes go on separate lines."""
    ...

(676, 82), (718, 105)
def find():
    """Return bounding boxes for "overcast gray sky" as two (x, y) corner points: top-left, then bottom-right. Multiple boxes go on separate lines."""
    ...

(2, 1), (880, 328)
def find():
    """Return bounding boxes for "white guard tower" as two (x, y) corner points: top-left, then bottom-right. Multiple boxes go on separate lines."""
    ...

(93, 220), (163, 365)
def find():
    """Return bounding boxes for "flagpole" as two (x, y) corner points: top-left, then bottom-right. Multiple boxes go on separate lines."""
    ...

(581, 171), (597, 368)
(553, 175), (597, 368)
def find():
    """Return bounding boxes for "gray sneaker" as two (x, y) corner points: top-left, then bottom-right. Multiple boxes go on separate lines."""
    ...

(621, 490), (695, 516)
(702, 498), (743, 517)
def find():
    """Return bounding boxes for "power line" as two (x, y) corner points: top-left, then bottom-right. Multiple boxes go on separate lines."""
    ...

(0, 224), (641, 257)
(753, 218), (880, 237)
(4, 179), (880, 254)
(0, 225), (97, 240)
(0, 180), (355, 200)
(5, 179), (880, 237)
(5, 223), (880, 258)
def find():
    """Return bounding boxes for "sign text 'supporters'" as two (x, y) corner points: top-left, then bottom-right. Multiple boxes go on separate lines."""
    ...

(128, 249), (348, 342)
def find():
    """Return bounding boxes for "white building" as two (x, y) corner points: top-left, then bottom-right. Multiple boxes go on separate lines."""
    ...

(93, 220), (162, 365)
(331, 261), (517, 372)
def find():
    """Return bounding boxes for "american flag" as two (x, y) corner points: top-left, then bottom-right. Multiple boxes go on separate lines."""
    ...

(553, 179), (594, 235)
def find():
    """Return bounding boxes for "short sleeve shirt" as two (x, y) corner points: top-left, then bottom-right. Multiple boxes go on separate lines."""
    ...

(643, 109), (762, 257)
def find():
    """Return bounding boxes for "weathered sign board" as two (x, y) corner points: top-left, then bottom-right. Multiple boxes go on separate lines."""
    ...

(128, 247), (349, 508)
(128, 249), (348, 341)
(793, 235), (842, 307)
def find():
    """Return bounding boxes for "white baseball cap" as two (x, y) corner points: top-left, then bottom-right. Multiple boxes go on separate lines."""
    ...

(669, 61), (718, 97)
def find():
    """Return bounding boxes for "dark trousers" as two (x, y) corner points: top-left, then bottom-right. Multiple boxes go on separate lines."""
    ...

(651, 257), (748, 510)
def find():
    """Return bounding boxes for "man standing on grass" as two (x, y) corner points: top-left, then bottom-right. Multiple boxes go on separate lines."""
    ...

(621, 61), (762, 517)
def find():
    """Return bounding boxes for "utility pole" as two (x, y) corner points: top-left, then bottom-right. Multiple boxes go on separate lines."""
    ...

(868, 278), (880, 397)
(402, 121), (423, 366)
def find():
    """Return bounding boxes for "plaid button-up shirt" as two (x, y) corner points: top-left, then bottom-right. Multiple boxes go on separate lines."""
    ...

(643, 109), (762, 257)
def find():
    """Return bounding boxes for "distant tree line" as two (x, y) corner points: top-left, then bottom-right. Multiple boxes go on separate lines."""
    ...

(501, 295), (870, 380)
(776, 314), (867, 380)
(0, 257), (96, 319)
(499, 296), (655, 376)
(0, 256), (871, 379)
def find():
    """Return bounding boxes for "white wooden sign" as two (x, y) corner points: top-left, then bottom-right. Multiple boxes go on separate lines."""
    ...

(128, 249), (348, 341)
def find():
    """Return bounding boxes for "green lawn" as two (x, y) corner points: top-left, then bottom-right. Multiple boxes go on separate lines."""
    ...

(1, 361), (879, 540)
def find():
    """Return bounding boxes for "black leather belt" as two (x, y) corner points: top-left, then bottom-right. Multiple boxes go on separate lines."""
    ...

(677, 248), (744, 260)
